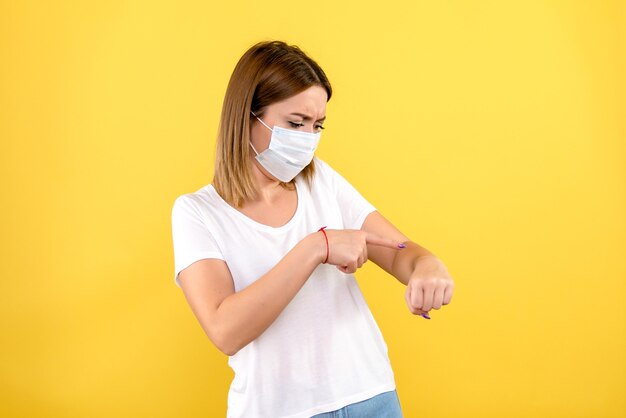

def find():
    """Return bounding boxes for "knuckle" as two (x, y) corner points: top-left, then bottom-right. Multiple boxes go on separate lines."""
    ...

(425, 278), (438, 288)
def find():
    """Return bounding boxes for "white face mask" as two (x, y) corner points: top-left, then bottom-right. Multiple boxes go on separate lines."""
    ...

(249, 110), (321, 182)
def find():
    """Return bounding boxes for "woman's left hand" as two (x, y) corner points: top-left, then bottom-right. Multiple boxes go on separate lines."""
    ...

(404, 256), (454, 318)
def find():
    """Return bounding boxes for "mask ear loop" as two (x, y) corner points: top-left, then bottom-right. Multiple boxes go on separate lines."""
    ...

(249, 141), (260, 155)
(250, 110), (273, 131)
(249, 111), (268, 156)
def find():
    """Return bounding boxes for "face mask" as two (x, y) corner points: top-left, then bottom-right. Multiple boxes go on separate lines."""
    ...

(249, 110), (321, 182)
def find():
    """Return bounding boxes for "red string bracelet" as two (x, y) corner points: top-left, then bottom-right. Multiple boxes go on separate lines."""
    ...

(318, 226), (329, 264)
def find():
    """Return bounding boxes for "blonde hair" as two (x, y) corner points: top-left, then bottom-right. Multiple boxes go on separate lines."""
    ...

(212, 40), (333, 208)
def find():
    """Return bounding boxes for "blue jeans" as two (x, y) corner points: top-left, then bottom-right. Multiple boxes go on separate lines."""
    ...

(309, 389), (404, 417)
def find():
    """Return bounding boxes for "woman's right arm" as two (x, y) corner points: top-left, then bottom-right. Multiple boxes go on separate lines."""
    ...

(178, 231), (326, 356)
(179, 229), (403, 356)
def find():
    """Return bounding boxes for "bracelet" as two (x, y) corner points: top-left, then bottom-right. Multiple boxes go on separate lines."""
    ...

(318, 226), (329, 264)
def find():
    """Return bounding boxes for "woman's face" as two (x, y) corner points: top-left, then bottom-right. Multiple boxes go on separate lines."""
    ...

(250, 85), (327, 176)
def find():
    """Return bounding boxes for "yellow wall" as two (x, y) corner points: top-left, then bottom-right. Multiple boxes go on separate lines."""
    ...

(1, 1), (624, 417)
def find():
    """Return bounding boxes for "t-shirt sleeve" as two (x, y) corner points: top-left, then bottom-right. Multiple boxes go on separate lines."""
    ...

(171, 195), (225, 288)
(315, 157), (377, 230)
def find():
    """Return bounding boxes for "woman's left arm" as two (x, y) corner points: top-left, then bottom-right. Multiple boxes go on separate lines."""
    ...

(361, 211), (455, 314)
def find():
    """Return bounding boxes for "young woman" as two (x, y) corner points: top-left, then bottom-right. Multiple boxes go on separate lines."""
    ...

(171, 40), (454, 418)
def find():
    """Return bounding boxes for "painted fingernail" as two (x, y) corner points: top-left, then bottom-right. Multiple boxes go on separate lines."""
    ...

(421, 313), (431, 319)
(398, 244), (406, 248)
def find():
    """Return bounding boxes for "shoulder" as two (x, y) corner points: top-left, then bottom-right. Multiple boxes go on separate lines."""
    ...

(310, 156), (352, 187)
(308, 156), (336, 189)
(312, 155), (333, 172)
(172, 185), (216, 217)
(311, 156), (338, 181)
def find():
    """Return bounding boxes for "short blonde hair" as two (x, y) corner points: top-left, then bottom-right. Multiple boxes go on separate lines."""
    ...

(212, 40), (333, 208)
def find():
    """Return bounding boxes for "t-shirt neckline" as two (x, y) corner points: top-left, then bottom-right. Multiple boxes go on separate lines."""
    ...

(207, 177), (303, 233)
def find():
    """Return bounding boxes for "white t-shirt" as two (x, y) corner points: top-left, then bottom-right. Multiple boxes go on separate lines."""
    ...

(171, 156), (396, 418)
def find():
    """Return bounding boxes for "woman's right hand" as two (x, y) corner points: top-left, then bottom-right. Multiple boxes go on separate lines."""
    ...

(317, 229), (406, 274)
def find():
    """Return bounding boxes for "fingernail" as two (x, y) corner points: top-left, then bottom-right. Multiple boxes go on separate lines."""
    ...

(398, 244), (406, 248)
(421, 313), (431, 319)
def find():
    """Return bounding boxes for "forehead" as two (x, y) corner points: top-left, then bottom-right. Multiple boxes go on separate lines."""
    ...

(269, 86), (327, 117)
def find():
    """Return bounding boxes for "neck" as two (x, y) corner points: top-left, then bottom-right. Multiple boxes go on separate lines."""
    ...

(249, 159), (288, 203)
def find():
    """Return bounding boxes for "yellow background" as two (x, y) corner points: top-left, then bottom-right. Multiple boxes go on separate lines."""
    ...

(1, 1), (624, 417)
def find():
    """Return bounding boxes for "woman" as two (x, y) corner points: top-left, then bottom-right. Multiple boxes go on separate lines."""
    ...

(171, 40), (454, 418)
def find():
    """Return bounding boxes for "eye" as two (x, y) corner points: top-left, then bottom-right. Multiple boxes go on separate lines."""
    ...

(289, 121), (325, 130)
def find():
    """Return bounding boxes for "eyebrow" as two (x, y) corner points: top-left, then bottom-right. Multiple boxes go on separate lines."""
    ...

(289, 112), (326, 122)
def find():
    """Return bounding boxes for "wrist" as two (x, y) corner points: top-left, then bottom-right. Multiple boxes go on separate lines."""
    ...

(307, 230), (327, 265)
(412, 254), (440, 273)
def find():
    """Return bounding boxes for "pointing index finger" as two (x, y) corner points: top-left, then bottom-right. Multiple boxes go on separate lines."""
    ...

(365, 232), (406, 249)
